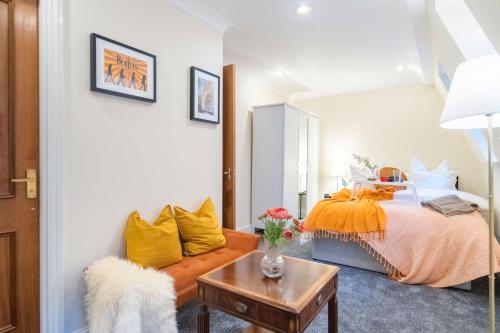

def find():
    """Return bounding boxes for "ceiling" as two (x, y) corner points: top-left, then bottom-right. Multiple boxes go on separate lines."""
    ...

(199, 0), (432, 99)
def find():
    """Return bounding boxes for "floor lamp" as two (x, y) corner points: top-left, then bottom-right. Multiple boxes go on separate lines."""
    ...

(440, 54), (500, 333)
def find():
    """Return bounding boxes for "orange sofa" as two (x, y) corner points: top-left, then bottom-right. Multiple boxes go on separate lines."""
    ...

(161, 228), (260, 307)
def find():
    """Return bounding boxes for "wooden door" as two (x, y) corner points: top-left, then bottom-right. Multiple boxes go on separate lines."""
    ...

(222, 64), (236, 230)
(0, 0), (40, 332)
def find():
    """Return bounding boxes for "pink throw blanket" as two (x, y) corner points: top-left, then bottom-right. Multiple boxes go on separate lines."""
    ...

(363, 201), (500, 287)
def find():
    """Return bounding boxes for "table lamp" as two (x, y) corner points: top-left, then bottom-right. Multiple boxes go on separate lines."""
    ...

(330, 164), (345, 192)
(440, 53), (500, 333)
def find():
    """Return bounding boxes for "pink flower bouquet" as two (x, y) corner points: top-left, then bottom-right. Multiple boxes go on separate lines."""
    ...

(259, 208), (304, 247)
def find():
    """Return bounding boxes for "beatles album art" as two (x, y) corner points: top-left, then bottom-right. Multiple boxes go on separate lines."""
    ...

(91, 33), (156, 102)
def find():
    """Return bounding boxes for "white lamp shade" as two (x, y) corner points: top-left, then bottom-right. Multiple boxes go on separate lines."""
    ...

(440, 54), (500, 129)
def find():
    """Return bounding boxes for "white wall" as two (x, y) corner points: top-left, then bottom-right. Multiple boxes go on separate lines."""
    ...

(234, 76), (284, 231)
(293, 84), (486, 197)
(63, 1), (223, 331)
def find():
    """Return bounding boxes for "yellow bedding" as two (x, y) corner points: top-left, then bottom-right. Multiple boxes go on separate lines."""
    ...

(304, 188), (393, 240)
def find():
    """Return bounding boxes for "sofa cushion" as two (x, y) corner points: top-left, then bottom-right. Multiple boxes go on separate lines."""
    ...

(124, 205), (183, 268)
(174, 197), (226, 256)
(162, 247), (245, 293)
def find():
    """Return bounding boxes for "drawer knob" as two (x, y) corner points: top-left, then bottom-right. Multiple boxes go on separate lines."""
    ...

(234, 301), (248, 314)
(316, 294), (324, 306)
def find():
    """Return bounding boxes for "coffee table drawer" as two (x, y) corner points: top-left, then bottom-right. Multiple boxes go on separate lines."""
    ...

(199, 284), (291, 332)
(298, 275), (337, 330)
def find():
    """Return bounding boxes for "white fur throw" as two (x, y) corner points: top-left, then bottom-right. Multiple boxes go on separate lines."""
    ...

(84, 256), (178, 333)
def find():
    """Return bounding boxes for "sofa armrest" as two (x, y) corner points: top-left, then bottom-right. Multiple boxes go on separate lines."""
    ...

(222, 228), (260, 253)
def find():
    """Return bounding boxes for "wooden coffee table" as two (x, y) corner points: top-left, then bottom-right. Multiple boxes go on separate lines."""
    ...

(197, 250), (339, 333)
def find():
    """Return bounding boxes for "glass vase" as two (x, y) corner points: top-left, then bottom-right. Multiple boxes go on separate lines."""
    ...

(261, 240), (285, 278)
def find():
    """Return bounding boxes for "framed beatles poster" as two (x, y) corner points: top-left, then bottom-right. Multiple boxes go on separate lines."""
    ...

(190, 66), (220, 124)
(90, 33), (156, 102)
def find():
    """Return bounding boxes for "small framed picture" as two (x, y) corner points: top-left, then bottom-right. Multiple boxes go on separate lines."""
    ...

(190, 66), (220, 124)
(90, 33), (156, 102)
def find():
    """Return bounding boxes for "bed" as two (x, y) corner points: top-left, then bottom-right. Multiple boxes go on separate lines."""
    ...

(310, 187), (490, 291)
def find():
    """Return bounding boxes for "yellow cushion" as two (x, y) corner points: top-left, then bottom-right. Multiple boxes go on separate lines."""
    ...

(174, 197), (226, 256)
(124, 205), (183, 268)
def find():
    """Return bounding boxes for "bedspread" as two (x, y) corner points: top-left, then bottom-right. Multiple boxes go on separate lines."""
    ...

(364, 201), (500, 287)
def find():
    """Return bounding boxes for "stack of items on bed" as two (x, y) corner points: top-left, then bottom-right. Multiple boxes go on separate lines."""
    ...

(305, 159), (500, 290)
(421, 195), (479, 217)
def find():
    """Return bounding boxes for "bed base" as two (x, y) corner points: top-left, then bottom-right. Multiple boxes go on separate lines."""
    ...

(312, 237), (472, 291)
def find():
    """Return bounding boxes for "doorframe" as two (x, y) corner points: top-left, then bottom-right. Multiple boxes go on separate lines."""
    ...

(39, 0), (65, 332)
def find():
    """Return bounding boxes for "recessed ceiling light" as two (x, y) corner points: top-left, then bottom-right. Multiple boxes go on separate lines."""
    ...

(296, 4), (312, 15)
(395, 65), (407, 71)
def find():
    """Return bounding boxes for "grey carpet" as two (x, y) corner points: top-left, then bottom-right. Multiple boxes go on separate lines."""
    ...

(177, 239), (498, 332)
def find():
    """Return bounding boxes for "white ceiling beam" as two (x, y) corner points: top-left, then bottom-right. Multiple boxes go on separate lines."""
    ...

(406, 0), (435, 84)
(168, 0), (235, 33)
(435, 0), (497, 60)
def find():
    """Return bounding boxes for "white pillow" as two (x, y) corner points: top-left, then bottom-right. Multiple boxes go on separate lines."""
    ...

(409, 158), (449, 175)
(410, 170), (457, 190)
(408, 159), (456, 190)
(409, 158), (427, 173)
(431, 161), (449, 175)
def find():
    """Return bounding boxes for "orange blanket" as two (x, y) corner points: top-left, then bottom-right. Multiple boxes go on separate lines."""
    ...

(304, 188), (393, 240)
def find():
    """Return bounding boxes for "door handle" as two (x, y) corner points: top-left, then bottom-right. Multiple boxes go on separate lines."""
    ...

(223, 167), (232, 181)
(11, 168), (37, 199)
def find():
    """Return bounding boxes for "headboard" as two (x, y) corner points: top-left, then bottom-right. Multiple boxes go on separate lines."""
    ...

(379, 167), (408, 180)
(380, 167), (459, 190)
